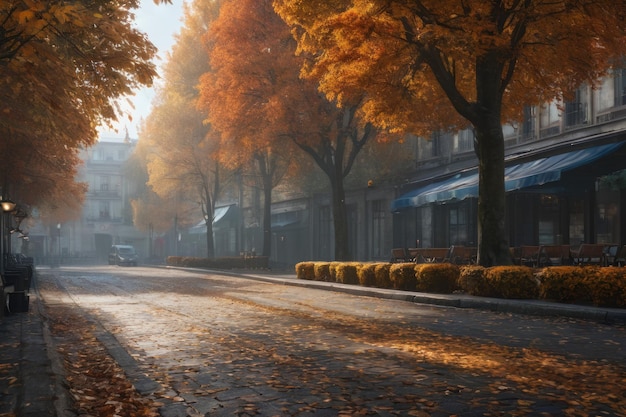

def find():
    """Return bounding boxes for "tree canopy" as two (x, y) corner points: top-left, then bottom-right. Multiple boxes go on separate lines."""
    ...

(199, 0), (375, 261)
(0, 0), (157, 221)
(140, 0), (226, 258)
(274, 0), (626, 265)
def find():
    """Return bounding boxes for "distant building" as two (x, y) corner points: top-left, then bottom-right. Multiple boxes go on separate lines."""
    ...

(30, 138), (148, 264)
(74, 138), (146, 261)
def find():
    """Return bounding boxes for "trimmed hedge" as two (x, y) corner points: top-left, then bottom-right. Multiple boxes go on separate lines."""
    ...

(537, 266), (593, 304)
(335, 263), (360, 285)
(389, 263), (418, 291)
(295, 262), (315, 281)
(589, 267), (626, 308)
(415, 263), (460, 294)
(458, 265), (491, 296)
(313, 262), (332, 282)
(292, 261), (626, 308)
(484, 266), (538, 299)
(374, 263), (393, 288)
(357, 263), (378, 287)
(167, 256), (268, 269)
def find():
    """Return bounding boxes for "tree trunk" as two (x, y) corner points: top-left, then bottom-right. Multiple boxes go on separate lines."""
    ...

(261, 169), (273, 258)
(473, 54), (512, 266)
(205, 218), (215, 259)
(474, 119), (511, 266)
(202, 183), (215, 259)
(330, 169), (351, 261)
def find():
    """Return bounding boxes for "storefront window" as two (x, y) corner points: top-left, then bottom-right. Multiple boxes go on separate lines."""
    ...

(318, 206), (331, 260)
(569, 199), (585, 245)
(538, 194), (560, 244)
(371, 200), (386, 258)
(448, 201), (474, 246)
(596, 187), (620, 244)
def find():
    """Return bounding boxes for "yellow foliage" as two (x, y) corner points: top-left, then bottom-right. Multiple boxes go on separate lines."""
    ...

(389, 262), (418, 291)
(313, 262), (332, 282)
(485, 266), (538, 299)
(415, 263), (460, 294)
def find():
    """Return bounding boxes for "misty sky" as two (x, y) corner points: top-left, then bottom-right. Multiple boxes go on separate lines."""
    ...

(99, 0), (185, 141)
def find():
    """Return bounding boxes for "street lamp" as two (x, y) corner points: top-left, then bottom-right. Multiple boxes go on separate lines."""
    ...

(57, 223), (61, 266)
(0, 199), (17, 274)
(0, 199), (16, 213)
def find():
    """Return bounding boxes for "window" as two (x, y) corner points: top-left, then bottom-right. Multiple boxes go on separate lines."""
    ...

(596, 185), (620, 244)
(539, 101), (560, 137)
(371, 200), (386, 258)
(521, 106), (536, 141)
(318, 206), (331, 260)
(456, 129), (474, 153)
(449, 203), (469, 245)
(564, 87), (588, 128)
(538, 194), (560, 245)
(430, 131), (441, 157)
(569, 199), (585, 245)
(99, 201), (110, 219)
(614, 68), (626, 107)
(99, 176), (110, 191)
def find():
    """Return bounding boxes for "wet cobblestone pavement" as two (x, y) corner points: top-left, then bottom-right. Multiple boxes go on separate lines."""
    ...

(27, 267), (626, 416)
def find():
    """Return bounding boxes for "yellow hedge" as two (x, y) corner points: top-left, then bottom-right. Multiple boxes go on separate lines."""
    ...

(458, 265), (490, 296)
(357, 263), (378, 287)
(537, 266), (592, 303)
(415, 263), (460, 294)
(313, 262), (332, 282)
(295, 262), (315, 280)
(485, 266), (538, 299)
(588, 267), (626, 308)
(374, 263), (393, 288)
(335, 263), (360, 285)
(389, 263), (418, 291)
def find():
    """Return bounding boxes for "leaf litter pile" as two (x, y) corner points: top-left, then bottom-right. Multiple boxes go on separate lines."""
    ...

(44, 304), (160, 417)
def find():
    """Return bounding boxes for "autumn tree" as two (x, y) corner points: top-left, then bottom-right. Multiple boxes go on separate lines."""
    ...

(198, 0), (300, 258)
(274, 0), (626, 266)
(0, 1), (157, 223)
(200, 0), (374, 261)
(124, 144), (176, 259)
(141, 0), (226, 258)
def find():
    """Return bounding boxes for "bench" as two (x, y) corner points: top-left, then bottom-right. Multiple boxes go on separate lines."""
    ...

(1, 255), (33, 315)
(571, 244), (607, 266)
(390, 248), (409, 263)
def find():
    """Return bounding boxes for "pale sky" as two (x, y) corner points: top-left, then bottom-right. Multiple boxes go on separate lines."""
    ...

(99, 0), (185, 141)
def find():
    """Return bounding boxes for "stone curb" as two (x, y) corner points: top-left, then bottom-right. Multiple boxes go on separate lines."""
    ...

(170, 267), (626, 324)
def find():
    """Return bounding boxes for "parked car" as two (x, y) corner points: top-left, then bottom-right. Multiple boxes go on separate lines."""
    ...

(108, 245), (138, 266)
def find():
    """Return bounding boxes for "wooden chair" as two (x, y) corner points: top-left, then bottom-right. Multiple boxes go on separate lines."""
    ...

(419, 248), (449, 263)
(537, 245), (571, 267)
(407, 248), (423, 263)
(571, 244), (605, 266)
(443, 245), (474, 264)
(390, 248), (408, 263)
(613, 245), (626, 267)
(519, 246), (540, 267)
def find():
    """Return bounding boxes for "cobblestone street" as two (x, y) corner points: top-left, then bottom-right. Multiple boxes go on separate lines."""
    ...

(37, 266), (626, 417)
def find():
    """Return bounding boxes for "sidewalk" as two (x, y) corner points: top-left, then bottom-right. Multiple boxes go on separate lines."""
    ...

(1, 268), (625, 416)
(0, 285), (71, 417)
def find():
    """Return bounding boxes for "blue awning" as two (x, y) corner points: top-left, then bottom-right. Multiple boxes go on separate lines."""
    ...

(188, 205), (236, 234)
(392, 142), (623, 211)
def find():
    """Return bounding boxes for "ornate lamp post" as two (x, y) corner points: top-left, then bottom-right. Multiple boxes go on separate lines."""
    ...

(0, 199), (16, 275)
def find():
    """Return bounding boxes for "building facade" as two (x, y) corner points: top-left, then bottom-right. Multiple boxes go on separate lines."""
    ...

(41, 138), (148, 263)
